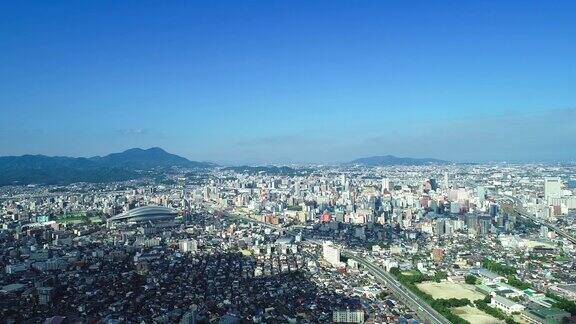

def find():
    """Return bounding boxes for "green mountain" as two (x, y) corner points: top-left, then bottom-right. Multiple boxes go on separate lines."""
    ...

(0, 147), (215, 186)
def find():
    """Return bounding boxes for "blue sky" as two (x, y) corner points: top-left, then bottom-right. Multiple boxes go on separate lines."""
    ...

(1, 1), (575, 164)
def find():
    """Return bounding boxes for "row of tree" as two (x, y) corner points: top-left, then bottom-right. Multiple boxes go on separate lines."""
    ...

(475, 295), (518, 324)
(390, 268), (471, 324)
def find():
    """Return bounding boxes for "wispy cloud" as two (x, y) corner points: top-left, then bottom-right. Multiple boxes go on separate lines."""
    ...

(116, 128), (150, 136)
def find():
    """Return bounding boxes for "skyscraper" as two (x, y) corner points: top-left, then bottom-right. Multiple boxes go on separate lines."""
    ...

(179, 239), (198, 253)
(435, 219), (446, 236)
(341, 174), (347, 186)
(477, 186), (486, 203)
(544, 177), (562, 200)
(428, 178), (438, 191)
(478, 216), (492, 236)
(322, 241), (341, 266)
(381, 178), (390, 193)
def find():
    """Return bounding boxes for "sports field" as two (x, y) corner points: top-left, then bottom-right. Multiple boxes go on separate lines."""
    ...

(452, 306), (504, 324)
(416, 281), (485, 301)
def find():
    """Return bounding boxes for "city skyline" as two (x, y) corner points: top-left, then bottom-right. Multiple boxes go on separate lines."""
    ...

(2, 2), (576, 323)
(2, 1), (576, 163)
(3, 155), (576, 323)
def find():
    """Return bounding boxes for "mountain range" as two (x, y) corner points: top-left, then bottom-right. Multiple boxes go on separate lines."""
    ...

(0, 147), (214, 186)
(348, 155), (450, 166)
(0, 148), (451, 186)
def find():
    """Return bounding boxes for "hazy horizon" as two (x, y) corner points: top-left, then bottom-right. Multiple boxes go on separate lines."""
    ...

(1, 143), (574, 166)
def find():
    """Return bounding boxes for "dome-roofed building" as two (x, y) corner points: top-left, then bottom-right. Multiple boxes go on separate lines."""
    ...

(107, 205), (177, 224)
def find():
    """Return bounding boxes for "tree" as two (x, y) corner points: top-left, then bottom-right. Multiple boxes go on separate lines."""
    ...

(377, 291), (389, 300)
(433, 271), (448, 282)
(482, 258), (517, 276)
(546, 292), (576, 315)
(464, 275), (478, 285)
(507, 276), (532, 290)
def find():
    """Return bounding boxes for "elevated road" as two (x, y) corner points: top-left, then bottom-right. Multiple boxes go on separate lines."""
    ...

(500, 195), (576, 245)
(342, 252), (450, 324)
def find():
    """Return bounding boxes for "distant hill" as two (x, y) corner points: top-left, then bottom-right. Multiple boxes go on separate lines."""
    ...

(0, 147), (215, 186)
(348, 155), (449, 166)
(92, 147), (215, 169)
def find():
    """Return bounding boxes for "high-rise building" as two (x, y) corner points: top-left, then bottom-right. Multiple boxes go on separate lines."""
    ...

(478, 216), (492, 236)
(322, 241), (341, 266)
(540, 225), (549, 238)
(333, 309), (365, 323)
(435, 219), (446, 236)
(429, 178), (438, 191)
(477, 186), (486, 203)
(445, 220), (454, 236)
(489, 204), (499, 217)
(381, 178), (390, 193)
(179, 239), (198, 253)
(466, 214), (478, 230)
(544, 177), (562, 200)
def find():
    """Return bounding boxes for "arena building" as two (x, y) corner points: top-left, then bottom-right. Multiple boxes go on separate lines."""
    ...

(107, 206), (177, 225)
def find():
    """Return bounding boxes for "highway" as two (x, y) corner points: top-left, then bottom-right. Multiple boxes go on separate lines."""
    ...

(342, 252), (450, 324)
(223, 212), (450, 324)
(500, 195), (576, 244)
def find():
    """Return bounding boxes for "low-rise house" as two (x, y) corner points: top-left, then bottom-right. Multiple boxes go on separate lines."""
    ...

(521, 306), (570, 324)
(469, 268), (507, 284)
(491, 295), (525, 315)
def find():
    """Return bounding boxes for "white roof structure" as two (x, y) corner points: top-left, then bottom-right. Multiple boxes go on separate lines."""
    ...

(107, 206), (177, 224)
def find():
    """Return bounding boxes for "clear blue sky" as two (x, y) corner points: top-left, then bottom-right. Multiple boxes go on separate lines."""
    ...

(1, 1), (575, 164)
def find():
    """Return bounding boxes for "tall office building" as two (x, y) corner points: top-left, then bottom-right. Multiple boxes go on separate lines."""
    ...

(540, 225), (549, 238)
(477, 186), (486, 203)
(381, 178), (390, 193)
(489, 204), (499, 217)
(428, 178), (439, 191)
(333, 309), (365, 323)
(466, 214), (478, 230)
(544, 177), (562, 200)
(322, 241), (341, 266)
(478, 216), (492, 236)
(435, 219), (446, 236)
(179, 239), (198, 253)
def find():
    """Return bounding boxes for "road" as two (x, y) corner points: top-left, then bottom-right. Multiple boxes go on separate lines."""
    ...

(500, 195), (576, 244)
(223, 212), (450, 324)
(342, 252), (451, 324)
